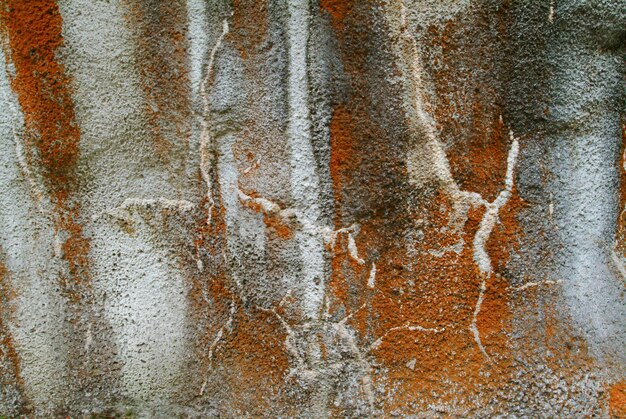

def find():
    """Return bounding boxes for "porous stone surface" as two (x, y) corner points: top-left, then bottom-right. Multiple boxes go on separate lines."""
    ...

(0, 0), (625, 416)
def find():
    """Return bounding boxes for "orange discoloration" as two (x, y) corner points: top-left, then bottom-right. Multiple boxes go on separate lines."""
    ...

(231, 0), (268, 61)
(0, 0), (91, 295)
(228, 0), (294, 241)
(125, 0), (192, 168)
(423, 11), (510, 202)
(320, 0), (355, 31)
(0, 259), (31, 414)
(238, 188), (294, 240)
(478, 187), (524, 344)
(0, 0), (79, 187)
(329, 105), (361, 227)
(327, 231), (369, 324)
(323, 4), (522, 413)
(610, 381), (626, 418)
(217, 307), (290, 414)
(616, 122), (626, 257)
(362, 191), (515, 413)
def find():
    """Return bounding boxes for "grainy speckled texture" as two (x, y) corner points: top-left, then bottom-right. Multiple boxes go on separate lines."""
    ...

(0, 0), (625, 416)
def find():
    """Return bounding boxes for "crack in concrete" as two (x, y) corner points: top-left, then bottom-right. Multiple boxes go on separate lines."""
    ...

(200, 18), (230, 227)
(469, 133), (519, 361)
(395, 0), (522, 361)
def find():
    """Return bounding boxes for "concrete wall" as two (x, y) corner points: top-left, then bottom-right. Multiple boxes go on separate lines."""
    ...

(0, 0), (624, 416)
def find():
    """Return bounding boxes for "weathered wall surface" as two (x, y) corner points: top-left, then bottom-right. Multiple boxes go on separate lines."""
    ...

(0, 0), (625, 416)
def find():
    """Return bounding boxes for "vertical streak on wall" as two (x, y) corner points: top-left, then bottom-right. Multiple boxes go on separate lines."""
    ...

(187, 0), (209, 108)
(546, 19), (626, 364)
(0, 0), (116, 410)
(124, 0), (192, 189)
(0, 254), (30, 415)
(286, 0), (326, 319)
(0, 46), (69, 414)
(0, 0), (87, 289)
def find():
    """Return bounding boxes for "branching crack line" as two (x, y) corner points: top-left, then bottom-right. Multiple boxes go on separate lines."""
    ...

(94, 197), (196, 222)
(511, 279), (562, 291)
(469, 133), (519, 361)
(200, 18), (229, 227)
(195, 16), (242, 398)
(398, 0), (522, 361)
(259, 306), (308, 378)
(331, 312), (375, 412)
(199, 295), (236, 396)
(237, 187), (366, 264)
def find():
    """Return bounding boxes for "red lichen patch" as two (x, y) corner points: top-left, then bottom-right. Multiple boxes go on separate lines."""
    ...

(227, 0), (294, 237)
(327, 231), (370, 324)
(335, 190), (514, 414)
(124, 0), (192, 171)
(196, 304), (292, 416)
(610, 381), (626, 418)
(168, 166), (234, 398)
(326, 108), (519, 412)
(0, 0), (91, 295)
(478, 187), (525, 348)
(219, 307), (290, 412)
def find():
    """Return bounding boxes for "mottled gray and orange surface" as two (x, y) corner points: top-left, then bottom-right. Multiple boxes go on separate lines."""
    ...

(0, 0), (625, 417)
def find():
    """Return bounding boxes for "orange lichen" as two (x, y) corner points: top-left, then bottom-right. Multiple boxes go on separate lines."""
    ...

(329, 105), (361, 227)
(609, 381), (626, 418)
(217, 307), (290, 413)
(0, 0), (79, 187)
(423, 10), (510, 202)
(0, 0), (91, 295)
(477, 186), (525, 345)
(228, 1), (295, 242)
(322, 4), (524, 413)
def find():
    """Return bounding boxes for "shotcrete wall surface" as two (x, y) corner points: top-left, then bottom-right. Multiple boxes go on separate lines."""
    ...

(0, 0), (625, 417)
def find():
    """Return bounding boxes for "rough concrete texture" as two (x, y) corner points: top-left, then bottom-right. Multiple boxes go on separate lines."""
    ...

(0, 0), (625, 416)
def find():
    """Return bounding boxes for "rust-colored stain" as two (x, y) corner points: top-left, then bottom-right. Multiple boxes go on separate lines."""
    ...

(322, 3), (527, 413)
(216, 307), (290, 415)
(0, 0), (619, 414)
(238, 189), (294, 240)
(329, 105), (361, 227)
(610, 381), (626, 418)
(124, 0), (192, 170)
(0, 258), (31, 414)
(228, 0), (297, 247)
(320, 0), (354, 31)
(364, 193), (515, 413)
(423, 11), (509, 202)
(616, 122), (626, 258)
(0, 0), (79, 186)
(0, 0), (91, 296)
(231, 0), (268, 61)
